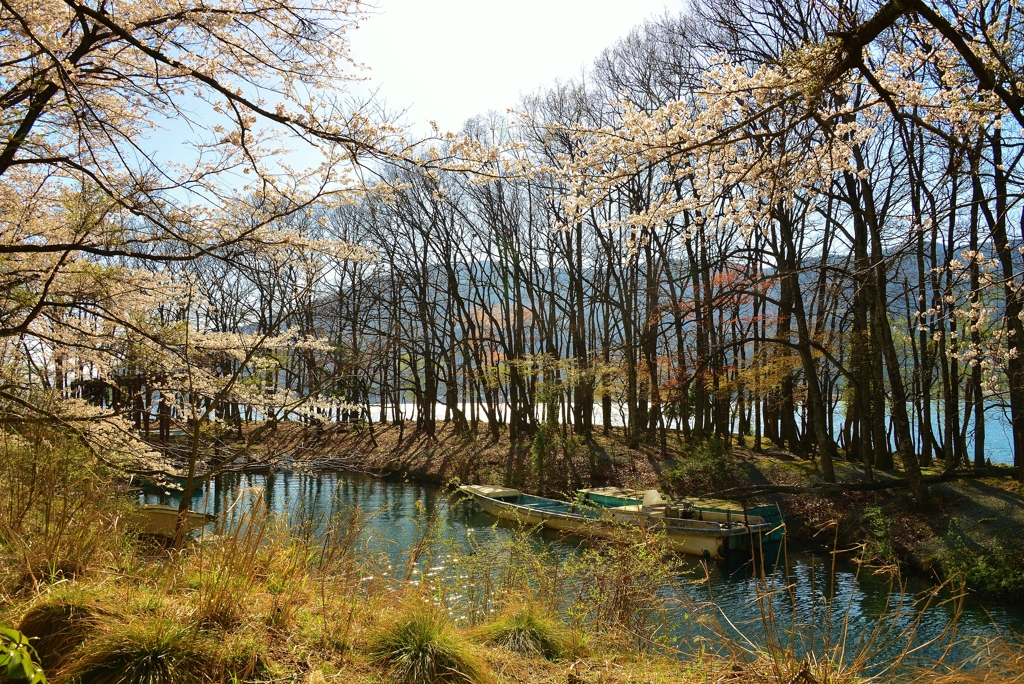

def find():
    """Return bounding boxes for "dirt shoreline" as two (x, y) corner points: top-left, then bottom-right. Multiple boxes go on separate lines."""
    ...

(242, 421), (1024, 603)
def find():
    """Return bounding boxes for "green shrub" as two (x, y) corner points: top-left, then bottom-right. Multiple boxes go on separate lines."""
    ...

(477, 602), (569, 660)
(0, 430), (130, 593)
(368, 602), (489, 684)
(566, 533), (677, 651)
(62, 620), (215, 684)
(665, 438), (732, 494)
(861, 506), (895, 563)
(530, 420), (560, 476)
(0, 626), (46, 683)
(942, 536), (1024, 601)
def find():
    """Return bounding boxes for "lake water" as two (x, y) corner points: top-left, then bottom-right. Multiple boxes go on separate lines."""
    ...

(141, 470), (1024, 672)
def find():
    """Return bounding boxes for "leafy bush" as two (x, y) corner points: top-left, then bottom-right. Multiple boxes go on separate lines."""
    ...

(942, 536), (1024, 601)
(665, 438), (732, 494)
(368, 602), (489, 684)
(565, 531), (678, 652)
(0, 627), (46, 684)
(530, 420), (560, 477)
(860, 505), (896, 564)
(477, 601), (569, 660)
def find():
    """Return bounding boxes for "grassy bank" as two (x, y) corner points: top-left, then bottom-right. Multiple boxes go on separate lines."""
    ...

(2, 427), (1023, 683)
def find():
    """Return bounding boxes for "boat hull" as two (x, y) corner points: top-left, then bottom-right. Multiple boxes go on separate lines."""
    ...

(133, 505), (216, 537)
(579, 487), (787, 544)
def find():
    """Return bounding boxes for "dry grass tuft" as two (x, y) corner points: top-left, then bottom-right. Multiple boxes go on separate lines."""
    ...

(61, 619), (216, 684)
(17, 596), (108, 673)
(476, 601), (570, 661)
(368, 599), (491, 684)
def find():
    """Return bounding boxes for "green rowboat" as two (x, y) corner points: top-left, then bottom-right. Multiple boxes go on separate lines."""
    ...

(577, 487), (786, 543)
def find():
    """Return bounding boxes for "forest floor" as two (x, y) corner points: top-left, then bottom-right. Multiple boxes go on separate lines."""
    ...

(247, 420), (1024, 602)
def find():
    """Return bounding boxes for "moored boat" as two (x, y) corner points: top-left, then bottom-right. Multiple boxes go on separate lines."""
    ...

(578, 487), (786, 543)
(133, 504), (217, 537)
(458, 484), (775, 560)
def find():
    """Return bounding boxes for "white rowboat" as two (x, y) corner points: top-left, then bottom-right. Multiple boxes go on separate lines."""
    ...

(134, 504), (216, 537)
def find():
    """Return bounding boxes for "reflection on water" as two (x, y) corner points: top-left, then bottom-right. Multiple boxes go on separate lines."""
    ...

(141, 470), (1023, 669)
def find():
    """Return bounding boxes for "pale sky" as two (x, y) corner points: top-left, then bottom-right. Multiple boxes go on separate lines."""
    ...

(348, 0), (676, 134)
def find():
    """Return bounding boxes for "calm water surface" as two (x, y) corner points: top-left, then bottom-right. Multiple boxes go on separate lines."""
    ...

(141, 470), (1024, 669)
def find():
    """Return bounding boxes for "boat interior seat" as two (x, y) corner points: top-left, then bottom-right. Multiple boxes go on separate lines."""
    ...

(641, 503), (668, 517)
(526, 501), (570, 510)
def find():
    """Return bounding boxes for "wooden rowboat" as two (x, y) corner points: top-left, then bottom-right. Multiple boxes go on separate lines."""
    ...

(458, 484), (775, 560)
(578, 487), (786, 543)
(134, 505), (216, 537)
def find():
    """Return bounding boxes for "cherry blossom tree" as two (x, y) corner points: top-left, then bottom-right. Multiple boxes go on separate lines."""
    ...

(0, 0), (402, 537)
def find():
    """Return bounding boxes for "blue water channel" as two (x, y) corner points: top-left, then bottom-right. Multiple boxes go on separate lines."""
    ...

(140, 470), (1024, 674)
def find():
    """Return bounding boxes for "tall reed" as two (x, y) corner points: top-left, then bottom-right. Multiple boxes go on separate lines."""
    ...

(0, 427), (129, 592)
